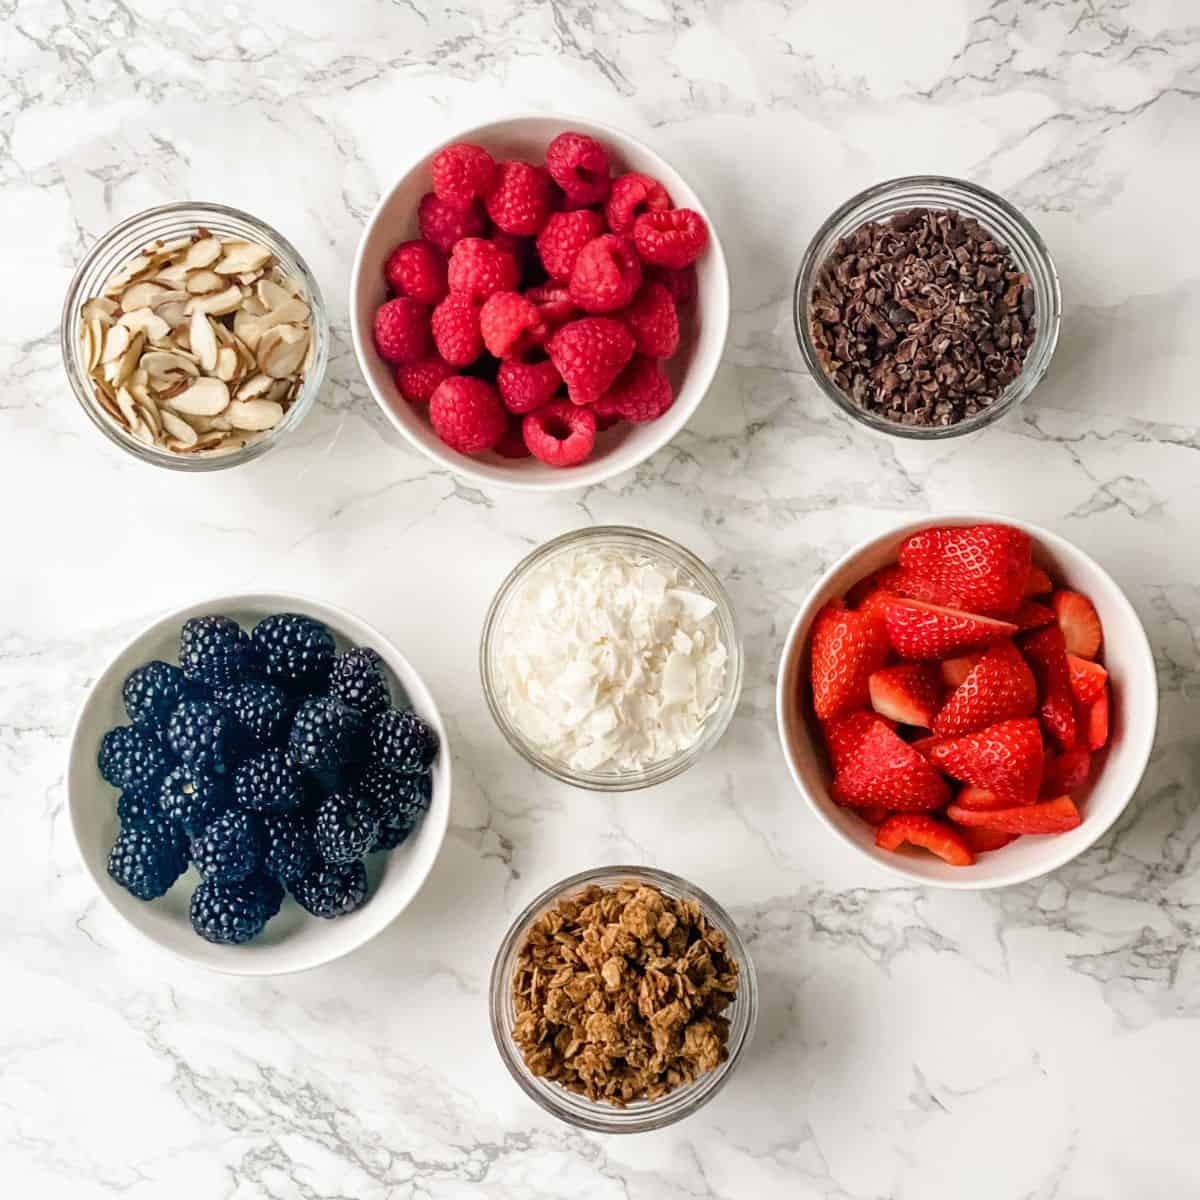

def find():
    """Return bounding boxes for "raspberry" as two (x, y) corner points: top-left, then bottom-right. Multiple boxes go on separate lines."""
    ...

(431, 294), (483, 366)
(605, 172), (672, 235)
(497, 357), (562, 413)
(479, 292), (546, 359)
(417, 191), (485, 254)
(523, 401), (597, 468)
(596, 354), (674, 422)
(447, 237), (520, 302)
(430, 142), (497, 209)
(396, 357), (455, 405)
(545, 131), (612, 208)
(647, 263), (697, 306)
(568, 235), (642, 314)
(384, 240), (448, 305)
(494, 421), (532, 458)
(536, 210), (606, 283)
(429, 376), (507, 454)
(622, 280), (679, 357)
(373, 297), (432, 365)
(547, 317), (635, 406)
(486, 161), (554, 237)
(524, 284), (577, 329)
(633, 208), (709, 268)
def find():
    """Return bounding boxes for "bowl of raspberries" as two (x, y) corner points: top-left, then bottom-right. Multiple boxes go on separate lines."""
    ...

(67, 595), (449, 974)
(776, 516), (1157, 889)
(351, 115), (729, 489)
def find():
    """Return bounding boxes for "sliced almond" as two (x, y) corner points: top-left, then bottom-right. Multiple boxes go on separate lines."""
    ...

(189, 310), (219, 372)
(137, 401), (161, 438)
(214, 241), (271, 275)
(128, 415), (156, 445)
(184, 269), (225, 295)
(154, 300), (189, 329)
(188, 430), (228, 451)
(115, 386), (138, 426)
(121, 281), (173, 312)
(160, 410), (198, 445)
(183, 237), (221, 270)
(119, 307), (171, 340)
(254, 296), (309, 336)
(186, 285), (244, 316)
(141, 350), (199, 381)
(82, 297), (119, 323)
(112, 330), (145, 387)
(168, 377), (229, 416)
(101, 323), (131, 364)
(95, 383), (125, 425)
(256, 279), (292, 310)
(236, 373), (274, 401)
(233, 307), (262, 350)
(104, 254), (155, 296)
(154, 263), (190, 288)
(257, 325), (308, 379)
(214, 346), (238, 381)
(267, 378), (291, 404)
(227, 398), (283, 431)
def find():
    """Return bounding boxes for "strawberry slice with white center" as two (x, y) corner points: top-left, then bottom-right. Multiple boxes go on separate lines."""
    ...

(898, 523), (1032, 618)
(824, 711), (950, 812)
(882, 596), (1018, 660)
(927, 717), (1045, 805)
(1067, 654), (1108, 705)
(1019, 623), (1078, 751)
(868, 663), (942, 728)
(932, 640), (1037, 737)
(809, 601), (890, 721)
(1051, 590), (1102, 659)
(945, 795), (1082, 835)
(1024, 565), (1053, 596)
(940, 654), (982, 688)
(1081, 685), (1110, 750)
(1014, 599), (1055, 632)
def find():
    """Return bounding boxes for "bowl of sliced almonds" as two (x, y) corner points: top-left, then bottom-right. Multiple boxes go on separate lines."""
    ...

(61, 202), (329, 469)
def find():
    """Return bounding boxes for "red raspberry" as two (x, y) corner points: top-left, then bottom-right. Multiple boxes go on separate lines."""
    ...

(647, 263), (697, 307)
(395, 358), (454, 405)
(622, 281), (679, 358)
(547, 317), (635, 406)
(524, 284), (577, 330)
(605, 173), (672, 235)
(545, 131), (612, 208)
(430, 294), (483, 366)
(497, 357), (561, 413)
(568, 235), (642, 314)
(418, 192), (485, 254)
(479, 292), (547, 359)
(597, 354), (674, 422)
(429, 376), (506, 455)
(494, 419), (532, 459)
(486, 161), (555, 237)
(384, 240), (448, 306)
(592, 406), (622, 432)
(633, 208), (709, 268)
(373, 297), (431, 365)
(523, 401), (596, 467)
(447, 238), (520, 302)
(431, 142), (497, 210)
(536, 210), (606, 283)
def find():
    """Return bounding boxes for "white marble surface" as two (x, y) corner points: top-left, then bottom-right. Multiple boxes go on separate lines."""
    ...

(3, 1), (1199, 1195)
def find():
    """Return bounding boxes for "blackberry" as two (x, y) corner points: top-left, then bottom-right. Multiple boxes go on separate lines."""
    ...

(214, 679), (291, 749)
(190, 876), (268, 945)
(123, 660), (192, 726)
(367, 708), (439, 775)
(116, 782), (161, 829)
(160, 763), (230, 836)
(313, 791), (377, 864)
(166, 699), (238, 775)
(98, 725), (170, 790)
(351, 766), (432, 852)
(292, 859), (368, 919)
(288, 696), (365, 771)
(245, 870), (285, 921)
(250, 613), (336, 692)
(179, 615), (253, 689)
(191, 809), (262, 882)
(107, 817), (188, 900)
(261, 810), (317, 884)
(327, 647), (391, 719)
(233, 749), (305, 813)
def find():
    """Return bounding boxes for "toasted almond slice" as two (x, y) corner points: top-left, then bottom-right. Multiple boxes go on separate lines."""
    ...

(150, 288), (190, 307)
(152, 235), (196, 257)
(242, 293), (268, 318)
(82, 297), (119, 323)
(113, 330), (145, 387)
(161, 409), (198, 445)
(137, 400), (161, 438)
(80, 322), (95, 371)
(257, 279), (291, 310)
(214, 346), (238, 381)
(235, 372), (274, 401)
(233, 308), (262, 350)
(155, 300), (189, 329)
(183, 237), (221, 270)
(115, 386), (138, 426)
(121, 281), (173, 312)
(185, 269), (225, 295)
(187, 285), (244, 316)
(254, 296), (309, 335)
(214, 241), (271, 275)
(168, 376), (229, 416)
(142, 350), (200, 380)
(189, 430), (228, 451)
(302, 326), (317, 373)
(257, 325), (308, 379)
(154, 263), (190, 288)
(95, 383), (125, 425)
(189, 310), (219, 372)
(119, 307), (171, 340)
(227, 398), (283, 431)
(267, 378), (291, 404)
(237, 271), (263, 286)
(129, 415), (156, 445)
(101, 323), (131, 364)
(104, 254), (156, 295)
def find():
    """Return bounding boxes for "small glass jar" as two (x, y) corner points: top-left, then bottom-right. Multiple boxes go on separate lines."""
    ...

(61, 201), (329, 471)
(479, 526), (744, 792)
(489, 865), (758, 1133)
(794, 175), (1062, 440)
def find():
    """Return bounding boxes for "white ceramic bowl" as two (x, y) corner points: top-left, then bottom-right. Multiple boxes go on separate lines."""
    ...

(67, 594), (451, 974)
(350, 114), (731, 492)
(776, 514), (1157, 890)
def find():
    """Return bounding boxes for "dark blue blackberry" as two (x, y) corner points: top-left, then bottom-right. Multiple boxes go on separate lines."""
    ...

(166, 699), (238, 775)
(107, 817), (188, 900)
(179, 615), (253, 689)
(214, 679), (291, 749)
(351, 766), (431, 851)
(292, 859), (368, 919)
(98, 725), (170, 790)
(327, 647), (391, 719)
(313, 791), (377, 864)
(261, 810), (317, 884)
(250, 613), (336, 692)
(190, 809), (262, 882)
(245, 870), (285, 921)
(288, 696), (365, 770)
(233, 749), (305, 812)
(123, 660), (193, 726)
(367, 708), (438, 775)
(189, 876), (268, 944)
(160, 763), (230, 836)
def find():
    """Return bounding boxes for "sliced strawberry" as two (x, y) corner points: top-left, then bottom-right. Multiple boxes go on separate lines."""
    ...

(809, 602), (890, 721)
(822, 709), (875, 772)
(1082, 686), (1110, 750)
(868, 663), (941, 728)
(907, 735), (940, 757)
(956, 826), (1019, 852)
(876, 814), (975, 866)
(1024, 565), (1053, 596)
(844, 566), (896, 608)
(940, 655), (982, 688)
(954, 784), (1009, 811)
(1067, 653), (1108, 705)
(1014, 599), (1055, 631)
(898, 524), (1032, 618)
(1042, 746), (1091, 796)
(883, 597), (1018, 660)
(932, 641), (1037, 737)
(1052, 590), (1102, 659)
(927, 717), (1044, 805)
(1019, 624), (1078, 750)
(945, 795), (1082, 835)
(858, 804), (891, 827)
(826, 713), (951, 812)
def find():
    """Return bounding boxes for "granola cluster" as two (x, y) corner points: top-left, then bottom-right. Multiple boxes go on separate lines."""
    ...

(511, 881), (740, 1106)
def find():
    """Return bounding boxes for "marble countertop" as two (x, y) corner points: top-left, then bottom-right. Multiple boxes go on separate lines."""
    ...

(4, 1), (1199, 1196)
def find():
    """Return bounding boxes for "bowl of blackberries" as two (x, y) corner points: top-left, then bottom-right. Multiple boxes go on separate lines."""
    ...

(67, 595), (450, 975)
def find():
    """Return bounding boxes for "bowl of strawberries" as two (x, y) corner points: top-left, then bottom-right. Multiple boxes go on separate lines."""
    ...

(350, 115), (729, 490)
(776, 515), (1157, 888)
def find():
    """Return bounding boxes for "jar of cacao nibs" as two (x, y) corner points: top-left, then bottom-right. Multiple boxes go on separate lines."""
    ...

(794, 176), (1061, 439)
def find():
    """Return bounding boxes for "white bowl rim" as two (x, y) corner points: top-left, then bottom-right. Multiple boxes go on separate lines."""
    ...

(349, 111), (732, 494)
(775, 511), (1158, 891)
(66, 591), (452, 975)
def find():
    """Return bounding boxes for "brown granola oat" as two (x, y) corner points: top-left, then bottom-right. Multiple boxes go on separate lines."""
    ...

(511, 881), (740, 1106)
